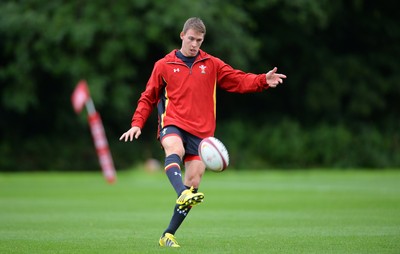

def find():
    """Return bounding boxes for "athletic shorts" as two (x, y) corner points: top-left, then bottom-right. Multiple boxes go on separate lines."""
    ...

(159, 125), (202, 162)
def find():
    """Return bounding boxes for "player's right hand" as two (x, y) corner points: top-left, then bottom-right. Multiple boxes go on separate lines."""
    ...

(119, 126), (141, 142)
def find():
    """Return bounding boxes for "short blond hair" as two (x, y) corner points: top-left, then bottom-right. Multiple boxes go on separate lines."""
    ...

(182, 17), (206, 35)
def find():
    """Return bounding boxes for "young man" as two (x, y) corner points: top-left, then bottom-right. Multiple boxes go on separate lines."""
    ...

(120, 17), (286, 247)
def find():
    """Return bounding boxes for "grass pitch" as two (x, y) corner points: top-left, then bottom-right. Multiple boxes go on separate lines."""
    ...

(1, 169), (399, 253)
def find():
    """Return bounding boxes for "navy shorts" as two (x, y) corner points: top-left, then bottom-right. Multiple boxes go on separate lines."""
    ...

(159, 125), (202, 161)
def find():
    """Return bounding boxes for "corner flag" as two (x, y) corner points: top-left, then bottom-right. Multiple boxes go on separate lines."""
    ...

(71, 80), (117, 183)
(71, 80), (90, 114)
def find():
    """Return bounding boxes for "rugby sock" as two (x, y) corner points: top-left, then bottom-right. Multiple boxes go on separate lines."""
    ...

(163, 186), (197, 236)
(164, 154), (186, 195)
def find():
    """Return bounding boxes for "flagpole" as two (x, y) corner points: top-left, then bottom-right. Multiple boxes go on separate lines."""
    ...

(71, 80), (117, 184)
(85, 97), (96, 115)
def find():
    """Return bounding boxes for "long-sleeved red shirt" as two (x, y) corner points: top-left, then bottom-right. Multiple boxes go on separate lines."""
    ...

(131, 49), (269, 138)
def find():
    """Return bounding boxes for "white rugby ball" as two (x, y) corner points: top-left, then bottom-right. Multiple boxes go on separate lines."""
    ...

(198, 137), (229, 172)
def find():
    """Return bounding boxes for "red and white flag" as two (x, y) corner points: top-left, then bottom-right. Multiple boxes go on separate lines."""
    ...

(71, 80), (90, 113)
(71, 80), (117, 183)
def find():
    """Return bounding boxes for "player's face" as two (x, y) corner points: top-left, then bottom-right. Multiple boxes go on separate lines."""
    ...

(180, 28), (204, 57)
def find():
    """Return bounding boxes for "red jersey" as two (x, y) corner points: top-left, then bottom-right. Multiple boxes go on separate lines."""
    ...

(131, 49), (270, 138)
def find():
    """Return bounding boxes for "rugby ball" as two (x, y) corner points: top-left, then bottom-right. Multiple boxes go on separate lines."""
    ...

(198, 137), (229, 172)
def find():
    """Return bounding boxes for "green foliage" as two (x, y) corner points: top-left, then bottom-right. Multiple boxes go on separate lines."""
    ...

(0, 0), (399, 170)
(217, 119), (400, 169)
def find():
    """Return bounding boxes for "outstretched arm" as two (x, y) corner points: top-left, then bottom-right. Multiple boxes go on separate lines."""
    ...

(119, 126), (142, 142)
(266, 67), (286, 88)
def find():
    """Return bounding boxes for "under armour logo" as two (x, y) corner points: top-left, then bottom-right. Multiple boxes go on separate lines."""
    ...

(174, 68), (180, 73)
(174, 172), (181, 177)
(199, 65), (206, 74)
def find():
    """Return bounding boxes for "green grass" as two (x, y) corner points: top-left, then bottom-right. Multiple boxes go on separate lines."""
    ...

(1, 169), (400, 253)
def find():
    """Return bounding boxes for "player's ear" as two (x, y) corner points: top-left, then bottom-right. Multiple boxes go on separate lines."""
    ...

(180, 31), (184, 40)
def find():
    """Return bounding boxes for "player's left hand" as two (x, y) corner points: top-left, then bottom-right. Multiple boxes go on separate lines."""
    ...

(266, 67), (286, 88)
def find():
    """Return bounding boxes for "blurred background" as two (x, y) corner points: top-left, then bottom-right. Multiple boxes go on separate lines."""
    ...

(0, 0), (399, 172)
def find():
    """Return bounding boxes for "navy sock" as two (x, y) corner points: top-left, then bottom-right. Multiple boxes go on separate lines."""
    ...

(163, 186), (194, 236)
(165, 154), (186, 195)
(163, 204), (192, 236)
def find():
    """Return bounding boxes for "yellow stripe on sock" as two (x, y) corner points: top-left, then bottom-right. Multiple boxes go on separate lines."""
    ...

(165, 163), (180, 171)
